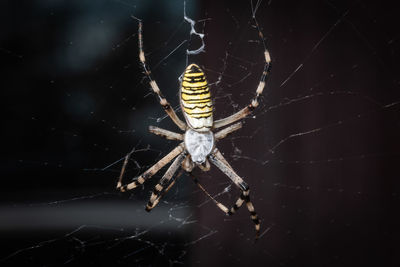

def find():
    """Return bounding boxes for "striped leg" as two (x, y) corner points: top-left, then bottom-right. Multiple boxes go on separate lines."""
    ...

(145, 154), (185, 211)
(148, 126), (183, 141)
(147, 170), (184, 211)
(190, 173), (255, 229)
(214, 122), (242, 140)
(213, 49), (271, 129)
(189, 173), (230, 214)
(117, 143), (184, 192)
(137, 19), (187, 131)
(213, 14), (272, 129)
(117, 150), (134, 190)
(213, 16), (271, 129)
(209, 148), (261, 238)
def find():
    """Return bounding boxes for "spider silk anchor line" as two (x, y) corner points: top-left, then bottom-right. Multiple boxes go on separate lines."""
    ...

(118, 17), (271, 239)
(184, 0), (205, 56)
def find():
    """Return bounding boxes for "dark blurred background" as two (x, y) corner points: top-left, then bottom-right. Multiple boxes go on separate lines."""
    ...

(1, 0), (399, 266)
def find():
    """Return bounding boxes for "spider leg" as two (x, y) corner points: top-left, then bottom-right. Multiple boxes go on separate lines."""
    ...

(213, 18), (271, 129)
(148, 170), (184, 211)
(145, 154), (185, 211)
(213, 50), (270, 129)
(214, 122), (242, 141)
(209, 148), (261, 238)
(136, 19), (187, 131)
(189, 173), (230, 214)
(148, 125), (183, 141)
(117, 149), (134, 190)
(117, 143), (184, 192)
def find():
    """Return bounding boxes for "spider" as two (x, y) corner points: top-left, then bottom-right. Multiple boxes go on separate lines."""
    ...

(117, 19), (271, 238)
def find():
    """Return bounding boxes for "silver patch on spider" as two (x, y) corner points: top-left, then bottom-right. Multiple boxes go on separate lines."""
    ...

(184, 129), (214, 164)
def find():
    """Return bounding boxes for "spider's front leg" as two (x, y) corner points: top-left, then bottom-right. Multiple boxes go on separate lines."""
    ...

(117, 143), (184, 192)
(136, 19), (187, 131)
(213, 50), (271, 129)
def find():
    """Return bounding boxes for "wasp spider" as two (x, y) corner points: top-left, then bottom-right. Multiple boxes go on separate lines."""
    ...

(117, 19), (271, 239)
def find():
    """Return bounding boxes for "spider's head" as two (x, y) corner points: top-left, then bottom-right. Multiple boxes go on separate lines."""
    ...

(180, 64), (214, 132)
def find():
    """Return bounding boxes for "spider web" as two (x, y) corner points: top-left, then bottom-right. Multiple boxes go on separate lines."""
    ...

(1, 0), (399, 266)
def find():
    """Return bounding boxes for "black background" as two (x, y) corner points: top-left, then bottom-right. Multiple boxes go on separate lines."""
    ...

(1, 0), (399, 266)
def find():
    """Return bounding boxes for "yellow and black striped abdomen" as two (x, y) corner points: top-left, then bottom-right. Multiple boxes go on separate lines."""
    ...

(180, 64), (213, 131)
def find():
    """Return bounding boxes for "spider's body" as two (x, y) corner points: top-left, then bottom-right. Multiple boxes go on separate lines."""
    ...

(181, 64), (214, 166)
(180, 64), (213, 131)
(117, 19), (271, 239)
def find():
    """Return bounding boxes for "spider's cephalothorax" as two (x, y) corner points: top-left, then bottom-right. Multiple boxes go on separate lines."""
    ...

(117, 19), (272, 239)
(184, 128), (214, 165)
(180, 64), (213, 131)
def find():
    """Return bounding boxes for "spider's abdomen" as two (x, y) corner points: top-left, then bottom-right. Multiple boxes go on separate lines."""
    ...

(180, 64), (213, 131)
